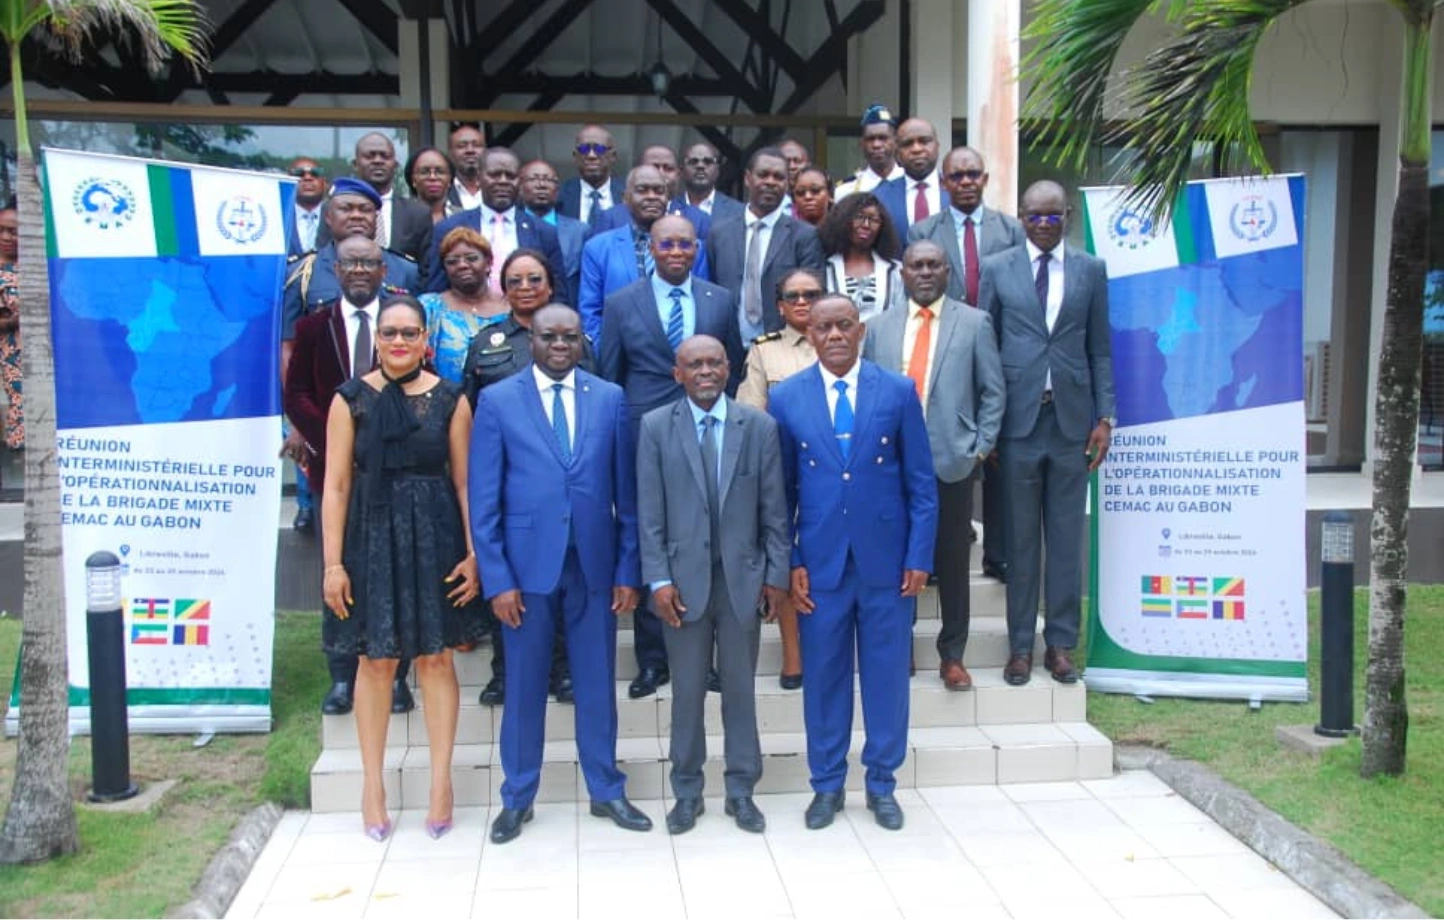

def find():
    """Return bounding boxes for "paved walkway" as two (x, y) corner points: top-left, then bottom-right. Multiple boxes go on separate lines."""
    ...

(225, 772), (1337, 919)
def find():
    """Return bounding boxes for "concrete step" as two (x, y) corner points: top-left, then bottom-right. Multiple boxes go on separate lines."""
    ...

(323, 663), (1080, 749)
(309, 717), (1113, 813)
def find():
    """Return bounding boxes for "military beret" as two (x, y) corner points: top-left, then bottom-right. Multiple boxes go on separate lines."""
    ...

(860, 103), (897, 129)
(329, 177), (382, 209)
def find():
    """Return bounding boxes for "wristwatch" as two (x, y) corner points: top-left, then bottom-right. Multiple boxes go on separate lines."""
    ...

(1099, 416), (1116, 428)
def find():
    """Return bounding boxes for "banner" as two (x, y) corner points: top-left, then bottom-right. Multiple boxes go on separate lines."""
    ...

(5, 149), (294, 734)
(1082, 176), (1308, 702)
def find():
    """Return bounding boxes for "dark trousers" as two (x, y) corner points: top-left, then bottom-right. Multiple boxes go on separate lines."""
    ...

(981, 459), (1007, 571)
(633, 594), (669, 671)
(934, 474), (976, 662)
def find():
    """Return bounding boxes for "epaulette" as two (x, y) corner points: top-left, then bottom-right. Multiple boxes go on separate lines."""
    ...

(753, 331), (783, 345)
(386, 248), (418, 263)
(285, 252), (318, 292)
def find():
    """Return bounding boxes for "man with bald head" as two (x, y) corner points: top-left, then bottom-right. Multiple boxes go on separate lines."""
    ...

(599, 213), (741, 699)
(636, 335), (789, 834)
(351, 131), (432, 269)
(560, 124), (626, 229)
(579, 165), (713, 343)
(979, 180), (1115, 687)
(678, 141), (745, 222)
(876, 118), (943, 233)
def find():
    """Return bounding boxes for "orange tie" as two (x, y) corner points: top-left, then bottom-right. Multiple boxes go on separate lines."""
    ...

(907, 305), (934, 402)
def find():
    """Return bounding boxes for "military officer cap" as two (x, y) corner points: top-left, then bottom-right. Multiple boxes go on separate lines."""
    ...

(329, 177), (383, 209)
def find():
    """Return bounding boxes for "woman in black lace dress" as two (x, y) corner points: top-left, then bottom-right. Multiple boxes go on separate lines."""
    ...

(321, 295), (482, 841)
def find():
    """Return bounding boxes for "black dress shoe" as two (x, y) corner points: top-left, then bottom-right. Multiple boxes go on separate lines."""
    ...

(320, 682), (353, 715)
(551, 673), (575, 703)
(982, 561), (1008, 583)
(590, 797), (653, 832)
(725, 796), (766, 833)
(707, 668), (722, 693)
(666, 797), (705, 835)
(391, 678), (415, 714)
(866, 792), (905, 831)
(628, 667), (670, 699)
(804, 791), (845, 830)
(478, 676), (504, 706)
(489, 806), (533, 844)
(778, 672), (803, 691)
(293, 506), (314, 533)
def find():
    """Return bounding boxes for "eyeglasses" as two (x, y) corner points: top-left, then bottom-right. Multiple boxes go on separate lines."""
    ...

(505, 273), (547, 289)
(376, 326), (424, 343)
(576, 143), (612, 157)
(443, 253), (486, 268)
(684, 156), (718, 167)
(537, 332), (582, 344)
(413, 166), (449, 178)
(1024, 212), (1067, 226)
(337, 258), (384, 271)
(851, 213), (882, 227)
(289, 166), (326, 178)
(653, 238), (696, 253)
(945, 169), (985, 183)
(779, 289), (824, 303)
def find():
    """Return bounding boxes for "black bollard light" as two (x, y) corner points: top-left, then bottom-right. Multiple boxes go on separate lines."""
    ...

(85, 551), (139, 802)
(1316, 511), (1357, 738)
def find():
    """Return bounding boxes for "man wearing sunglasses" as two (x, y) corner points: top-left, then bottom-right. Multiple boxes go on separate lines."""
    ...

(559, 124), (626, 230)
(678, 142), (744, 223)
(592, 145), (714, 240)
(909, 146), (1026, 584)
(287, 157), (329, 258)
(598, 214), (743, 700)
(978, 180), (1115, 688)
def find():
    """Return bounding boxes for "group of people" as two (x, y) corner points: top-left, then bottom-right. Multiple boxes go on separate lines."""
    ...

(278, 104), (1115, 843)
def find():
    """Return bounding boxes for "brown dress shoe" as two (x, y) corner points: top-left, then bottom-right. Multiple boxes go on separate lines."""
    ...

(1004, 653), (1033, 686)
(1044, 647), (1079, 684)
(939, 658), (973, 691)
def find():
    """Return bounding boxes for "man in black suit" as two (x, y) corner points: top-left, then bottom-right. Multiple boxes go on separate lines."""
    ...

(705, 147), (825, 342)
(591, 146), (713, 241)
(351, 132), (432, 275)
(600, 214), (745, 699)
(678, 142), (744, 222)
(908, 145), (1027, 582)
(287, 157), (327, 259)
(424, 147), (570, 304)
(559, 124), (626, 230)
(875, 118), (943, 235)
(446, 123), (485, 212)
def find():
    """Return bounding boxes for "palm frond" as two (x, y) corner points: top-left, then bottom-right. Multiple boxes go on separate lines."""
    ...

(1021, 0), (1167, 171)
(43, 1), (210, 75)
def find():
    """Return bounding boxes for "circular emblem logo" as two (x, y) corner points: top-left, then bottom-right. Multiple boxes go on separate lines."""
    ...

(1229, 195), (1277, 243)
(490, 332), (506, 346)
(72, 178), (136, 229)
(216, 196), (268, 244)
(1105, 204), (1155, 250)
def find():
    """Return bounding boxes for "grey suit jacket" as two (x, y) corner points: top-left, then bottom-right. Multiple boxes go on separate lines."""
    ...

(907, 206), (1026, 304)
(705, 211), (825, 333)
(979, 245), (1115, 442)
(864, 297), (1005, 483)
(636, 396), (791, 622)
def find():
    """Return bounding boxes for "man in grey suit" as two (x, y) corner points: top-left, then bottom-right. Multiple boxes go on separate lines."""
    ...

(908, 146), (1026, 583)
(865, 241), (1004, 691)
(978, 181), (1115, 686)
(637, 335), (791, 835)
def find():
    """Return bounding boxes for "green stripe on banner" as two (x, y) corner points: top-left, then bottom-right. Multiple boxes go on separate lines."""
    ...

(41, 154), (60, 257)
(1081, 193), (1098, 255)
(1086, 611), (1306, 678)
(67, 686), (271, 707)
(147, 164), (180, 256)
(1171, 188), (1197, 265)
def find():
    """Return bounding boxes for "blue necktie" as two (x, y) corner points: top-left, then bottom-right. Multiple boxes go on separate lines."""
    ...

(587, 189), (603, 230)
(551, 383), (570, 462)
(833, 379), (854, 461)
(666, 288), (685, 352)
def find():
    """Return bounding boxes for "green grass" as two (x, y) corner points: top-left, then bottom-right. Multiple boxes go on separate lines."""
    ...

(0, 611), (325, 917)
(1084, 586), (1444, 916)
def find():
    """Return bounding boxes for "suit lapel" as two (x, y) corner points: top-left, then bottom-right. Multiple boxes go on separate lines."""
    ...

(640, 285), (673, 352)
(875, 306), (905, 374)
(848, 362), (881, 469)
(522, 372), (573, 467)
(718, 398), (745, 508)
(763, 216), (792, 273)
(674, 400), (710, 500)
(328, 305), (350, 378)
(940, 212), (965, 283)
(929, 299), (963, 393)
(1055, 252), (1086, 338)
(801, 365), (846, 466)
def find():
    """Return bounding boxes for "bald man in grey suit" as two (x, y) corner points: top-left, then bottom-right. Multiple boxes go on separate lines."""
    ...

(979, 181), (1115, 687)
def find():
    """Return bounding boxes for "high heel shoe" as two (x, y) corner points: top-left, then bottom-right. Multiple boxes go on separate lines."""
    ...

(364, 819), (393, 842)
(425, 817), (454, 839)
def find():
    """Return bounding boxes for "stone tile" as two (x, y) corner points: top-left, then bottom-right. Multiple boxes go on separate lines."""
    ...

(399, 744), (492, 810)
(310, 748), (405, 815)
(263, 860), (380, 911)
(1134, 822), (1251, 859)
(1206, 886), (1339, 918)
(1070, 856), (1201, 899)
(1110, 893), (1231, 920)
(1082, 770), (1172, 799)
(910, 727), (996, 786)
(916, 784), (1011, 807)
(470, 886), (577, 918)
(367, 856), (479, 908)
(952, 828), (1070, 868)
(1103, 793), (1211, 827)
(783, 871), (903, 920)
(286, 830), (391, 867)
(1052, 681), (1088, 721)
(1038, 822), (1162, 863)
(1169, 852), (1300, 893)
(1019, 796), (1128, 832)
(1001, 780), (1092, 802)
(908, 683), (978, 727)
(383, 807), (487, 861)
(973, 675), (1055, 724)
(490, 757), (577, 804)
(929, 801), (1033, 835)
(881, 866), (1001, 917)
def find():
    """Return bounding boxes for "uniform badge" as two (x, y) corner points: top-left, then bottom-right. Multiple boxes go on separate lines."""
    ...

(490, 332), (506, 345)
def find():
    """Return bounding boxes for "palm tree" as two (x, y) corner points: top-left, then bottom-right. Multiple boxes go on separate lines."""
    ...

(0, 1), (207, 864)
(1022, 0), (1429, 777)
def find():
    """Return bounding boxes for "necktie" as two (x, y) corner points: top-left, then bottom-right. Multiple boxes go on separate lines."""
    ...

(634, 228), (653, 278)
(488, 213), (506, 293)
(833, 379), (854, 461)
(1035, 251), (1051, 311)
(375, 202), (389, 249)
(302, 211), (318, 251)
(666, 288), (686, 352)
(351, 309), (372, 379)
(963, 217), (980, 305)
(743, 220), (764, 327)
(913, 181), (929, 223)
(551, 383), (570, 462)
(701, 415), (722, 539)
(586, 189), (603, 230)
(906, 305), (934, 404)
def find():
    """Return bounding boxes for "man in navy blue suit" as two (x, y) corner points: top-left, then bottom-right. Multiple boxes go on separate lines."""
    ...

(768, 293), (938, 832)
(599, 213), (744, 699)
(471, 304), (653, 844)
(286, 157), (327, 258)
(874, 118), (943, 236)
(424, 147), (570, 305)
(593, 145), (713, 241)
(519, 159), (586, 308)
(678, 141), (745, 223)
(559, 124), (626, 229)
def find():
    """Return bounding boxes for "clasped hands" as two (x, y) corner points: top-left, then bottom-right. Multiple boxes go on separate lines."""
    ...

(789, 566), (929, 614)
(492, 584), (639, 628)
(652, 584), (790, 628)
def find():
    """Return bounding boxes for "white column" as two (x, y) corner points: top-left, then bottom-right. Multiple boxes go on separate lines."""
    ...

(967, 0), (1020, 215)
(398, 18), (451, 142)
(910, 0), (957, 143)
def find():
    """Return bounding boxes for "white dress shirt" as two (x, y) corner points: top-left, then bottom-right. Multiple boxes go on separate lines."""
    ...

(835, 162), (904, 198)
(691, 190), (717, 214)
(453, 179), (483, 212)
(295, 204), (322, 251)
(740, 206), (785, 340)
(342, 297), (380, 375)
(1025, 238), (1066, 391)
(819, 360), (862, 423)
(481, 204), (519, 266)
(901, 298), (946, 411)
(377, 189), (394, 249)
(533, 364), (577, 445)
(906, 170), (943, 222)
(579, 180), (615, 223)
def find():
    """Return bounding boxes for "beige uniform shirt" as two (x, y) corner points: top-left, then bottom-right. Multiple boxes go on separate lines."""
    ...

(737, 328), (818, 410)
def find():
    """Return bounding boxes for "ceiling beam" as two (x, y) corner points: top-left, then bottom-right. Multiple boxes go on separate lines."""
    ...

(474, 0), (598, 108)
(333, 0), (400, 55)
(468, 0), (536, 56)
(487, 88), (567, 147)
(210, 0), (282, 60)
(703, 0), (807, 84)
(643, 0), (769, 113)
(478, 72), (742, 97)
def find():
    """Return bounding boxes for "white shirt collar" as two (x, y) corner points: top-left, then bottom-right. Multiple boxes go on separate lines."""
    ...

(950, 205), (981, 227)
(819, 359), (862, 392)
(1025, 239), (1065, 264)
(341, 296), (380, 317)
(746, 205), (783, 229)
(481, 203), (515, 224)
(532, 364), (575, 393)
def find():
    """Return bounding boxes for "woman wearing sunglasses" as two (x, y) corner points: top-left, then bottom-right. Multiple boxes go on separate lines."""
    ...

(321, 294), (483, 842)
(816, 191), (906, 322)
(419, 226), (509, 385)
